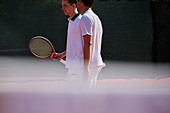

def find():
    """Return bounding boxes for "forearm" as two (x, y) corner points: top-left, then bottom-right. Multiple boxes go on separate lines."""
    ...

(83, 43), (91, 69)
(83, 35), (92, 70)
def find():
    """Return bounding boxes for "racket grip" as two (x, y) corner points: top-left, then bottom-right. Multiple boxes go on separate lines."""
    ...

(60, 59), (66, 65)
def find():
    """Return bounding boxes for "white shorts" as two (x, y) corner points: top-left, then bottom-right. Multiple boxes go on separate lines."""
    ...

(66, 66), (104, 89)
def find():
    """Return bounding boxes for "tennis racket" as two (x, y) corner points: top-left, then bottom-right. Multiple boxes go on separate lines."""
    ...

(29, 36), (66, 65)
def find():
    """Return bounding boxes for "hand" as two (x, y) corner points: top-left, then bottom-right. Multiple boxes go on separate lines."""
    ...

(51, 53), (62, 60)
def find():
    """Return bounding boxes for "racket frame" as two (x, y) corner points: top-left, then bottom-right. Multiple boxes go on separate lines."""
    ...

(29, 36), (66, 65)
(29, 36), (55, 59)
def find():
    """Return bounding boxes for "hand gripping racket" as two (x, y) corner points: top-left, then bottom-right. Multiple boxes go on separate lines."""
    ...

(29, 36), (66, 65)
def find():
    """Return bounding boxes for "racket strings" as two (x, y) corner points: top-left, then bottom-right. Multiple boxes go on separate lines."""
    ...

(30, 38), (52, 57)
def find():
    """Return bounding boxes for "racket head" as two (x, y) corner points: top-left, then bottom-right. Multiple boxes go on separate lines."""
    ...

(29, 36), (55, 58)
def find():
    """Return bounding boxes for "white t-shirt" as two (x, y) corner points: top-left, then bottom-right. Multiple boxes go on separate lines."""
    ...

(66, 14), (84, 68)
(79, 10), (104, 67)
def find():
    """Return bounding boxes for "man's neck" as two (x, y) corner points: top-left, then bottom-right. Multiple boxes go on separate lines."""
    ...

(69, 9), (78, 19)
(81, 7), (91, 15)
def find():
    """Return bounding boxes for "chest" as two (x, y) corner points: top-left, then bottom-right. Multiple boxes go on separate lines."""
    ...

(68, 21), (80, 34)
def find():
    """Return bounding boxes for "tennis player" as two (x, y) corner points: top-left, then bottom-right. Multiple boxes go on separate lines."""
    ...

(76, 0), (105, 88)
(53, 0), (105, 89)
(53, 0), (85, 88)
(53, 0), (81, 60)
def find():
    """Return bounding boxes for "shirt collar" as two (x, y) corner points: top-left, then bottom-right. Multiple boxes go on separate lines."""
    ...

(68, 13), (80, 21)
(71, 13), (80, 21)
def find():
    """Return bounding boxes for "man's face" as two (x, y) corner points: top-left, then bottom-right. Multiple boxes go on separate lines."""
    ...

(62, 0), (74, 15)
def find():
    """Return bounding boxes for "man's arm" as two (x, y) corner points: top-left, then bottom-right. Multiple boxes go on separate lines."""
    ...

(83, 34), (92, 78)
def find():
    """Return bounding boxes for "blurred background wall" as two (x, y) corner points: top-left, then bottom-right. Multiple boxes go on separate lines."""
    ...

(0, 0), (170, 62)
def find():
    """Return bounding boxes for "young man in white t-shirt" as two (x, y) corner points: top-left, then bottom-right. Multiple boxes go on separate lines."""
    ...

(53, 0), (81, 60)
(54, 0), (105, 89)
(76, 0), (105, 88)
(53, 0), (84, 88)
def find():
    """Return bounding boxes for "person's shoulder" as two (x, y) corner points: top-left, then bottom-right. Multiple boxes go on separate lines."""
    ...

(81, 12), (93, 21)
(82, 10), (96, 19)
(74, 14), (82, 22)
(80, 15), (92, 24)
(77, 14), (82, 19)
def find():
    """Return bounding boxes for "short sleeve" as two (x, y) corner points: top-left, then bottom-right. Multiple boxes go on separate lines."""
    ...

(80, 16), (93, 37)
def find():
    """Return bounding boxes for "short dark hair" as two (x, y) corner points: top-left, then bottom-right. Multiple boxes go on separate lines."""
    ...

(65, 0), (77, 6)
(78, 0), (94, 7)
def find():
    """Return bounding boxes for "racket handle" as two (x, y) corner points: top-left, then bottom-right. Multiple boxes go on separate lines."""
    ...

(60, 59), (66, 65)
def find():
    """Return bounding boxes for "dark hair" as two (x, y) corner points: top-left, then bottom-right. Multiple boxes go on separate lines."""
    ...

(78, 0), (94, 7)
(66, 0), (77, 6)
